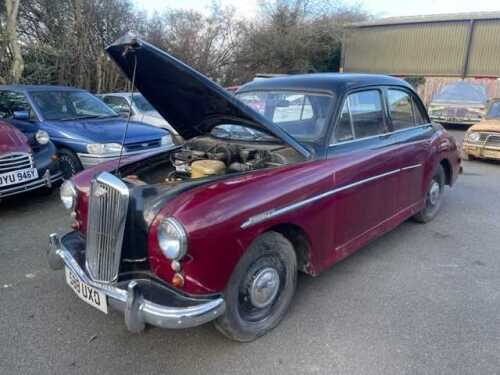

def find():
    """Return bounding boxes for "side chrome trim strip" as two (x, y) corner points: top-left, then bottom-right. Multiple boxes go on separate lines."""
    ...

(401, 163), (422, 171)
(241, 168), (405, 229)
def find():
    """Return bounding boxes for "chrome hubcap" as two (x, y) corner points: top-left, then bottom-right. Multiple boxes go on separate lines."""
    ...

(429, 180), (440, 206)
(249, 267), (280, 308)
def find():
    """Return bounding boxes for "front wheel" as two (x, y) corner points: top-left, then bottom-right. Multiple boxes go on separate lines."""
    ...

(58, 149), (83, 179)
(413, 164), (445, 223)
(214, 232), (297, 342)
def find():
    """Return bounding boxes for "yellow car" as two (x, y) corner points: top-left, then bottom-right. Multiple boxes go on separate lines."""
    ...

(463, 98), (500, 161)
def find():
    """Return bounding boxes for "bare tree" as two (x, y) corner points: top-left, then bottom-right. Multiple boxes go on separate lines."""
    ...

(1, 0), (369, 90)
(2, 0), (24, 82)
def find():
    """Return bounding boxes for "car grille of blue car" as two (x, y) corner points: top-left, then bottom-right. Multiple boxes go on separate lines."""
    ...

(125, 139), (161, 152)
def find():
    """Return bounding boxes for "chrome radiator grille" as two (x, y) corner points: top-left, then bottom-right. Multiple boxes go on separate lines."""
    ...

(0, 153), (33, 173)
(86, 172), (129, 283)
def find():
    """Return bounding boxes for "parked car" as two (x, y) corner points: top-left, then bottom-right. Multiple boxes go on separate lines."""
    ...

(0, 85), (173, 178)
(428, 81), (488, 125)
(0, 119), (62, 199)
(98, 92), (179, 136)
(462, 98), (500, 160)
(47, 35), (461, 342)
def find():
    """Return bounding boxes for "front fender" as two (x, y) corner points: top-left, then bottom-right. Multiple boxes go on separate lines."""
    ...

(147, 160), (335, 295)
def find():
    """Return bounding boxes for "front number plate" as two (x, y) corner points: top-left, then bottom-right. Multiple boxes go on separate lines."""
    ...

(65, 267), (108, 314)
(0, 168), (38, 187)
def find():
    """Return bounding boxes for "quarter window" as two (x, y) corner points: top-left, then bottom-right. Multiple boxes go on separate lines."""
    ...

(334, 90), (386, 142)
(334, 101), (354, 142)
(387, 90), (414, 130)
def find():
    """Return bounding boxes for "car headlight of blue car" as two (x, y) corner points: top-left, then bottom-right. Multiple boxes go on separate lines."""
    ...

(86, 143), (124, 155)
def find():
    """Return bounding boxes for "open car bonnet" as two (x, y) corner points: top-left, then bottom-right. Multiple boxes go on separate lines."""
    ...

(106, 33), (311, 159)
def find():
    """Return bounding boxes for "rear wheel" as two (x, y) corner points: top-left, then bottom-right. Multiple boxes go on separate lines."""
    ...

(214, 232), (297, 342)
(58, 149), (83, 179)
(413, 164), (445, 223)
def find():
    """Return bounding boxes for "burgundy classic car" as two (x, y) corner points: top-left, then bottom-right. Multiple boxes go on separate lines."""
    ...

(48, 34), (460, 341)
(0, 119), (61, 199)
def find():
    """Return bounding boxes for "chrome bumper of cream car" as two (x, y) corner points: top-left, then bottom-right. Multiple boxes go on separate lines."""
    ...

(47, 233), (226, 332)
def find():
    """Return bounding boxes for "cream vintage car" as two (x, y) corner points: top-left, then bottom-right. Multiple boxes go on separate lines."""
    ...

(463, 98), (500, 160)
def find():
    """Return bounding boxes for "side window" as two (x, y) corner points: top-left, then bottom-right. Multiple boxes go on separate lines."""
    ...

(334, 101), (354, 142)
(334, 90), (386, 142)
(387, 89), (414, 130)
(0, 91), (36, 120)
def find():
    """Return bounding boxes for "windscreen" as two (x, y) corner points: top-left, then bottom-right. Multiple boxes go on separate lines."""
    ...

(432, 82), (488, 103)
(30, 90), (117, 121)
(132, 94), (155, 112)
(236, 90), (334, 142)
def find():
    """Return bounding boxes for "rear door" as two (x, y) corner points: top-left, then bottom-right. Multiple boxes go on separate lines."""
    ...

(327, 88), (401, 251)
(384, 88), (433, 210)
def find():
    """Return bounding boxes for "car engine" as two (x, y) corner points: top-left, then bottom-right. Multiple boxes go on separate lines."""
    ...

(123, 136), (302, 185)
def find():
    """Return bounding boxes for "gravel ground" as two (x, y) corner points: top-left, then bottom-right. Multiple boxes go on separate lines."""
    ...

(0, 128), (499, 375)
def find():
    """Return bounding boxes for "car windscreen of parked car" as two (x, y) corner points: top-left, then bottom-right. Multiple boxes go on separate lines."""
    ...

(236, 91), (334, 142)
(30, 90), (118, 121)
(432, 82), (488, 103)
(486, 101), (500, 118)
(132, 94), (155, 113)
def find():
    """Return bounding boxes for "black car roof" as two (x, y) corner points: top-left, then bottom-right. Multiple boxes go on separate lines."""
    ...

(237, 73), (412, 94)
(0, 84), (86, 92)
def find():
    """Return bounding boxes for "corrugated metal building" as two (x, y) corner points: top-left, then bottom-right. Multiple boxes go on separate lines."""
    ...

(342, 12), (500, 78)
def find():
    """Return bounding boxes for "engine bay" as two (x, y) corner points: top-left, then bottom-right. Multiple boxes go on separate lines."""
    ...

(123, 136), (303, 185)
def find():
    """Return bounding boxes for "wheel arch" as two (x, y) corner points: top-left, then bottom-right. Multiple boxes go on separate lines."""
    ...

(265, 223), (314, 275)
(439, 158), (452, 186)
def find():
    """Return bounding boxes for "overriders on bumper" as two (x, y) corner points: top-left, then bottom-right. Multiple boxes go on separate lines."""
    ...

(47, 233), (225, 332)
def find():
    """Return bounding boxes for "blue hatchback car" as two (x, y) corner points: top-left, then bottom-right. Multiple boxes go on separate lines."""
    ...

(0, 85), (173, 178)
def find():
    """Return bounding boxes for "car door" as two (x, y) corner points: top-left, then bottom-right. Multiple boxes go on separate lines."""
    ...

(384, 88), (433, 210)
(328, 88), (402, 252)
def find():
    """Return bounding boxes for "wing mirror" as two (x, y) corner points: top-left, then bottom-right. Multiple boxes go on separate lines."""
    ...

(12, 111), (30, 121)
(117, 107), (131, 117)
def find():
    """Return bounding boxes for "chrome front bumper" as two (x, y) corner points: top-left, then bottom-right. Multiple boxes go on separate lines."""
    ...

(77, 145), (174, 168)
(47, 233), (225, 332)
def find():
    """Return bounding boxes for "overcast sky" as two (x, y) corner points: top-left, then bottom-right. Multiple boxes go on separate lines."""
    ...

(135, 0), (500, 18)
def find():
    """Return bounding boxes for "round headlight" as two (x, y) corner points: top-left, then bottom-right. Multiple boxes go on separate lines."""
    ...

(157, 218), (187, 260)
(60, 180), (77, 210)
(468, 132), (481, 142)
(35, 130), (50, 145)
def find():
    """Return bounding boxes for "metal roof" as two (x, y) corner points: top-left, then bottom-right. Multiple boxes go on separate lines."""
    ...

(351, 11), (500, 28)
(238, 73), (411, 94)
